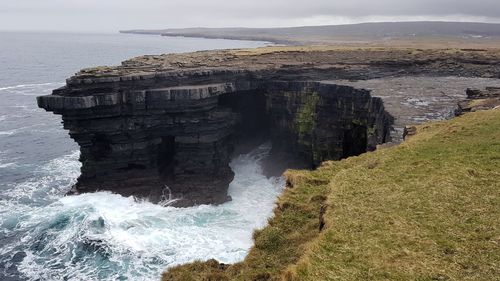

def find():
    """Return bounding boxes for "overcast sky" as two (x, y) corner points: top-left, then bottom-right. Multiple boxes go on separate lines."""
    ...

(1, 0), (500, 32)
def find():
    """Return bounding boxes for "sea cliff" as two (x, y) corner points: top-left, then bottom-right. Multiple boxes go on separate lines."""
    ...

(37, 46), (500, 206)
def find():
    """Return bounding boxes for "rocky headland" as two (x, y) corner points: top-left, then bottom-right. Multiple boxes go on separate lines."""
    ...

(37, 46), (500, 207)
(121, 21), (500, 47)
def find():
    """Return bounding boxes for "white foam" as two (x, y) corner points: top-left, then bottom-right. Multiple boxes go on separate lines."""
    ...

(0, 125), (43, 137)
(4, 144), (284, 281)
(4, 151), (80, 200)
(0, 130), (15, 136)
(0, 82), (62, 92)
(0, 162), (16, 168)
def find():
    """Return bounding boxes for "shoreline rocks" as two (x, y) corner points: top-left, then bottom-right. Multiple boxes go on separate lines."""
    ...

(456, 87), (500, 115)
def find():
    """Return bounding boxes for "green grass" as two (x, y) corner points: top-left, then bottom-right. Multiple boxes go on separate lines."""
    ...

(162, 109), (500, 281)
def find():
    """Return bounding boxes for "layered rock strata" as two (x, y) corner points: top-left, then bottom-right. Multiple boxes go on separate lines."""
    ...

(38, 47), (500, 206)
(38, 80), (391, 206)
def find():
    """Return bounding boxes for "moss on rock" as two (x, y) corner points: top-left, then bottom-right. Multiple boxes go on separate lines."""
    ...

(295, 93), (320, 144)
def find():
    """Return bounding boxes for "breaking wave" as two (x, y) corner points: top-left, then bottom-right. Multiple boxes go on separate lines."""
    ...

(0, 144), (283, 281)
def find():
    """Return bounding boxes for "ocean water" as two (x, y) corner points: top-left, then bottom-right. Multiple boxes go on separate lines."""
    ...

(0, 32), (282, 280)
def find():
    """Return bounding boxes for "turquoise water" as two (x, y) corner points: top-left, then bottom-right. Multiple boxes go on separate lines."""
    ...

(0, 32), (282, 280)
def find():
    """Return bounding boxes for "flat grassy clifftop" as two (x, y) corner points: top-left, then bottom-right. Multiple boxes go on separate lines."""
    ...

(163, 109), (500, 281)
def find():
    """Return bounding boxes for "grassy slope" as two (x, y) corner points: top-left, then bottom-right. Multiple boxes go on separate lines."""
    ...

(163, 109), (500, 281)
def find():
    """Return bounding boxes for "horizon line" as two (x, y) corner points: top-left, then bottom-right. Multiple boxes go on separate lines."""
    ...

(3, 20), (500, 34)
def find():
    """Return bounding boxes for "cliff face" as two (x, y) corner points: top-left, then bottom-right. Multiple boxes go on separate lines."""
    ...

(264, 82), (391, 166)
(37, 77), (391, 207)
(39, 83), (241, 206)
(37, 46), (500, 206)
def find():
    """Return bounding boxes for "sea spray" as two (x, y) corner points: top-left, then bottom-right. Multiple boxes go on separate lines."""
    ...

(1, 143), (284, 281)
(0, 33), (271, 281)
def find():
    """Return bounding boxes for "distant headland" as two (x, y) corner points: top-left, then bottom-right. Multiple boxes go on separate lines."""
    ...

(121, 21), (500, 46)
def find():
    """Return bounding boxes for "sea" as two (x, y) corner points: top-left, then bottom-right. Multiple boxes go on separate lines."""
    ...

(0, 32), (283, 280)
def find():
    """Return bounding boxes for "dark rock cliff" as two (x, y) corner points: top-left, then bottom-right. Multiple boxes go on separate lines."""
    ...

(38, 46), (498, 206)
(37, 72), (392, 206)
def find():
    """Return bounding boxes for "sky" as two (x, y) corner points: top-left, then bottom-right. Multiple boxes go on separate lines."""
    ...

(1, 0), (500, 32)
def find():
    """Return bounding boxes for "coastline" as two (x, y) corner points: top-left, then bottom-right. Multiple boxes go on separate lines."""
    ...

(30, 30), (500, 280)
(120, 30), (287, 45)
(164, 108), (500, 281)
(120, 21), (500, 48)
(0, 33), (274, 281)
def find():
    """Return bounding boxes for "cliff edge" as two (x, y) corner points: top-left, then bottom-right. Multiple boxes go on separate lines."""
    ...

(37, 46), (500, 206)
